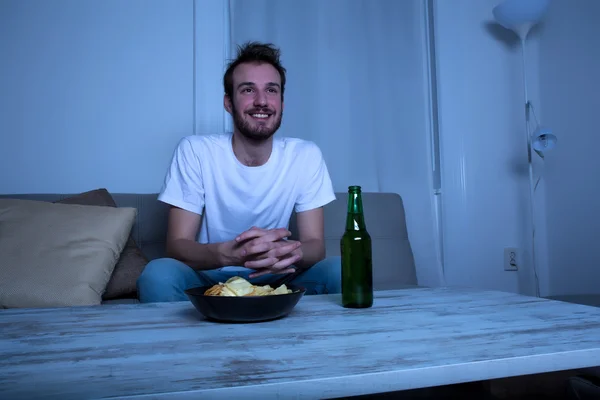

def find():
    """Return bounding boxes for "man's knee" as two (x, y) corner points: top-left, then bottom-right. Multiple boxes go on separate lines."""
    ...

(138, 258), (185, 285)
(136, 258), (199, 303)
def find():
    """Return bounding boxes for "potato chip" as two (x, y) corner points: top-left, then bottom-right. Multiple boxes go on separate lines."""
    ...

(204, 276), (293, 297)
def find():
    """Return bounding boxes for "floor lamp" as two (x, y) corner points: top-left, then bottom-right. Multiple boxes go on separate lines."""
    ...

(492, 0), (557, 298)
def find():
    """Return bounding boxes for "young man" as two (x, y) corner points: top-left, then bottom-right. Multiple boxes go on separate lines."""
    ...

(137, 42), (341, 303)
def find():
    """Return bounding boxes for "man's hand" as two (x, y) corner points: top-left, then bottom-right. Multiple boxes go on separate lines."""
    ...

(218, 226), (290, 265)
(245, 238), (303, 278)
(225, 226), (303, 278)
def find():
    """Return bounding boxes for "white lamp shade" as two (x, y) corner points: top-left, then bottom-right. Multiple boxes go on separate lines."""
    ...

(492, 0), (550, 40)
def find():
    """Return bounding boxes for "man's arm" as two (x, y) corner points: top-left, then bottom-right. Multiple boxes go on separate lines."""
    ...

(294, 206), (327, 271)
(165, 207), (293, 271)
(165, 207), (226, 270)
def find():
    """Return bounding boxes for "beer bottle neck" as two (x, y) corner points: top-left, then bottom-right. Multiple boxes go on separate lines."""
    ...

(345, 191), (366, 231)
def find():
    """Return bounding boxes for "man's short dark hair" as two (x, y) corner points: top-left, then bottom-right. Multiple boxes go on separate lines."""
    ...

(223, 41), (287, 100)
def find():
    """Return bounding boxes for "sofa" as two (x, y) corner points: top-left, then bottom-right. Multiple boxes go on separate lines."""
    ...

(0, 189), (417, 308)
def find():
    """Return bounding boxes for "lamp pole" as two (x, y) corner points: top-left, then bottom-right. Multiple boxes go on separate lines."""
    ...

(493, 0), (552, 298)
(520, 36), (541, 298)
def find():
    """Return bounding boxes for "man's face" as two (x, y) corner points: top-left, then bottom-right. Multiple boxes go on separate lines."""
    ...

(226, 62), (284, 141)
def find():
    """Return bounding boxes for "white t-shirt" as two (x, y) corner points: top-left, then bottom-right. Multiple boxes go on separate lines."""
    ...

(158, 133), (336, 269)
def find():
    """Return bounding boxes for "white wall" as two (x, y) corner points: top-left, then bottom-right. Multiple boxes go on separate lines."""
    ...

(0, 0), (194, 194)
(538, 0), (600, 296)
(433, 0), (547, 296)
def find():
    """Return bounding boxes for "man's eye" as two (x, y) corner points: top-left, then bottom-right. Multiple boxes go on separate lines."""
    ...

(267, 88), (278, 93)
(242, 88), (253, 93)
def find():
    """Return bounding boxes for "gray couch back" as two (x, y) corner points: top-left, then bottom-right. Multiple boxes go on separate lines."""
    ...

(0, 192), (417, 289)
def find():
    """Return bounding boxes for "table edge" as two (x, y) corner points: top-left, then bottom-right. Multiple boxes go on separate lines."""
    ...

(105, 348), (600, 400)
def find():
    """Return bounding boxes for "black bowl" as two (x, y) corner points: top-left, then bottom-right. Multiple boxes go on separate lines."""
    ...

(185, 284), (306, 323)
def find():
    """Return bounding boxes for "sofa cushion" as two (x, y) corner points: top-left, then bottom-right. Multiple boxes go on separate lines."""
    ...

(55, 189), (148, 299)
(0, 198), (137, 308)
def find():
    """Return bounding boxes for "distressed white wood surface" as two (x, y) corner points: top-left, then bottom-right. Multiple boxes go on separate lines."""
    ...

(2, 287), (600, 400)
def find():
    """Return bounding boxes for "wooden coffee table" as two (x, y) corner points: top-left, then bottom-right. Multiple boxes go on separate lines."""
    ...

(2, 287), (600, 399)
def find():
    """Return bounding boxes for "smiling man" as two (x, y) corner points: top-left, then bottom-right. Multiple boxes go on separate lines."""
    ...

(136, 42), (341, 303)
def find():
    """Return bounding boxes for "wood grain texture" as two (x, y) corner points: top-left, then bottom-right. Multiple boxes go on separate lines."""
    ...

(1, 287), (600, 399)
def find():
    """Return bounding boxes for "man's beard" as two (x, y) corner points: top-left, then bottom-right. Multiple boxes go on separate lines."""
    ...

(231, 103), (282, 142)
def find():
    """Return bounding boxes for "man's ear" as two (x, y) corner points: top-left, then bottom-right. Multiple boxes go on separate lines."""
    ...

(224, 94), (233, 115)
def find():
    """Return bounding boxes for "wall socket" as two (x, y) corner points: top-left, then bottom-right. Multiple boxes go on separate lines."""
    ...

(504, 247), (518, 271)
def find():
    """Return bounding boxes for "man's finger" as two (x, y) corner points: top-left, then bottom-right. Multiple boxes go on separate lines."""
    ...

(244, 257), (279, 270)
(244, 241), (277, 257)
(278, 267), (296, 275)
(236, 227), (290, 243)
(271, 253), (302, 271)
(269, 241), (301, 258)
(245, 240), (299, 260)
(248, 267), (295, 279)
(235, 227), (267, 243)
(253, 230), (290, 246)
(248, 269), (271, 278)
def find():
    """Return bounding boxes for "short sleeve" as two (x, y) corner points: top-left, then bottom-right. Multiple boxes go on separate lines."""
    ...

(294, 143), (336, 213)
(157, 137), (205, 215)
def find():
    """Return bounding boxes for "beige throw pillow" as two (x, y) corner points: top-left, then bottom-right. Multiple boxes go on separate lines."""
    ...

(0, 199), (137, 308)
(55, 189), (148, 300)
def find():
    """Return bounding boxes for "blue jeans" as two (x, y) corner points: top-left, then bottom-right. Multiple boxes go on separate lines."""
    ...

(136, 256), (342, 303)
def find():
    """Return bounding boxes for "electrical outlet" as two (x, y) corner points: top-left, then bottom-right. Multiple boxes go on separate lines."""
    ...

(504, 247), (518, 271)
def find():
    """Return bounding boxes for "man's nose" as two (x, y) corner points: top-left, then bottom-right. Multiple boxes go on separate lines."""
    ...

(254, 91), (267, 106)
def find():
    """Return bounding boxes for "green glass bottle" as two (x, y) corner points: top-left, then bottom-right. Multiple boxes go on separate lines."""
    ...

(340, 185), (373, 308)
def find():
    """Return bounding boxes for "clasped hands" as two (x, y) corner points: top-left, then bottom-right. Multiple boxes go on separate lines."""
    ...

(227, 226), (303, 278)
